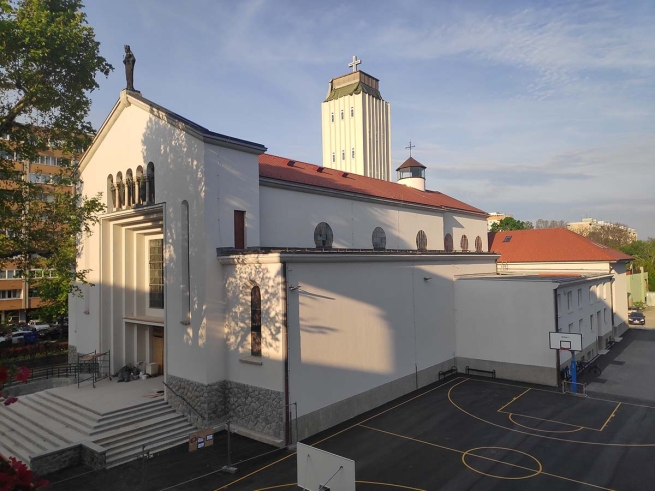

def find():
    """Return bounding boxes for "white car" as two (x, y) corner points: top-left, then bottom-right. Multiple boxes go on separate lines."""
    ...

(28, 320), (51, 332)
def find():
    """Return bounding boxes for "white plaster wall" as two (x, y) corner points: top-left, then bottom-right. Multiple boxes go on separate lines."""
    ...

(455, 279), (557, 369)
(260, 186), (488, 252)
(556, 277), (613, 363)
(612, 262), (629, 328)
(223, 261), (285, 392)
(444, 212), (489, 253)
(287, 256), (496, 418)
(499, 261), (609, 273)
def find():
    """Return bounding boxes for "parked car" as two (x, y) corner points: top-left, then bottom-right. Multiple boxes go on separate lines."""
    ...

(628, 311), (646, 326)
(28, 320), (51, 334)
(11, 329), (38, 345)
(0, 334), (9, 347)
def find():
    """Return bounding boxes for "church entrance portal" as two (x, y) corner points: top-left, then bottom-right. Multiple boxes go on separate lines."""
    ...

(152, 326), (164, 373)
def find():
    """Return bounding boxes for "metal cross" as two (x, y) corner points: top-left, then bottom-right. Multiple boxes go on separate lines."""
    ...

(405, 140), (416, 157)
(348, 55), (361, 72)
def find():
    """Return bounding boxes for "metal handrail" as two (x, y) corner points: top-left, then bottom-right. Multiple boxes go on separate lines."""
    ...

(162, 381), (204, 420)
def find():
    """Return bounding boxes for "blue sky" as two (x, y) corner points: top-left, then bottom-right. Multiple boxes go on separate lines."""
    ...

(83, 0), (655, 238)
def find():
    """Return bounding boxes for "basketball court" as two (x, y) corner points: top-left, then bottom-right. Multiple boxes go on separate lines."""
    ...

(209, 374), (655, 491)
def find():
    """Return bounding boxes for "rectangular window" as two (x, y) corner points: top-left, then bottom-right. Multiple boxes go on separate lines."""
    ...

(350, 107), (354, 118)
(567, 291), (572, 311)
(568, 323), (573, 333)
(604, 308), (608, 324)
(330, 112), (334, 123)
(6, 270), (15, 279)
(340, 109), (344, 120)
(589, 286), (593, 305)
(557, 293), (561, 315)
(149, 239), (164, 309)
(597, 311), (602, 331)
(28, 288), (39, 298)
(577, 288), (582, 307)
(234, 210), (245, 249)
(341, 150), (345, 161)
(351, 148), (355, 159)
(590, 314), (594, 331)
(0, 290), (21, 299)
(0, 270), (5, 279)
(332, 152), (335, 163)
(578, 319), (583, 333)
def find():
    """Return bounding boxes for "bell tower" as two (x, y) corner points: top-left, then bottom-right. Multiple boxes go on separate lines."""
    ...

(321, 56), (392, 181)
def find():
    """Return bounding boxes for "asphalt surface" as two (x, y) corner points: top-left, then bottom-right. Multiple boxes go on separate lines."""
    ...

(46, 372), (655, 491)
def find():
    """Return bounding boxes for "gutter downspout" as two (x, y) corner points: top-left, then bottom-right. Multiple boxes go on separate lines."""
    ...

(282, 262), (290, 445)
(554, 288), (560, 387)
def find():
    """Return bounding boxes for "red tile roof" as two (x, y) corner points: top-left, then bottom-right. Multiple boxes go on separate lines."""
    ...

(258, 154), (486, 215)
(396, 157), (426, 170)
(489, 229), (634, 263)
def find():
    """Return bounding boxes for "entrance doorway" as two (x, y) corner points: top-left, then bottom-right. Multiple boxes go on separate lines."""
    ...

(152, 326), (164, 373)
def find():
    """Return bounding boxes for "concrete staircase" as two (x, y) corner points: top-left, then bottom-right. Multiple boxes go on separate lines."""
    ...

(0, 390), (196, 469)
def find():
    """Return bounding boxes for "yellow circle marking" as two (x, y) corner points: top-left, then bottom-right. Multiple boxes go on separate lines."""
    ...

(254, 482), (427, 491)
(461, 446), (542, 480)
(508, 413), (584, 433)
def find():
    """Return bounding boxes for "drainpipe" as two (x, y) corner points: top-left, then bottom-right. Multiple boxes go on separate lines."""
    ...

(554, 289), (560, 387)
(282, 262), (290, 445)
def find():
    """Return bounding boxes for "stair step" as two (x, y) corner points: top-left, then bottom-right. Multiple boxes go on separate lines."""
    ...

(0, 414), (61, 453)
(105, 429), (194, 466)
(3, 400), (86, 442)
(0, 439), (30, 466)
(90, 407), (179, 436)
(17, 398), (91, 436)
(94, 413), (190, 446)
(26, 393), (97, 429)
(0, 419), (47, 459)
(46, 390), (164, 417)
(93, 402), (171, 430)
(0, 406), (71, 449)
(103, 423), (195, 456)
(36, 392), (102, 424)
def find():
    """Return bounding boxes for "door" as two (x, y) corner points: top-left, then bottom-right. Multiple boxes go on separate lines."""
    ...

(234, 210), (245, 249)
(152, 326), (164, 373)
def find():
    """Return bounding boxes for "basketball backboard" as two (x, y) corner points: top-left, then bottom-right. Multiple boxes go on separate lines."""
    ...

(549, 331), (582, 351)
(297, 443), (355, 491)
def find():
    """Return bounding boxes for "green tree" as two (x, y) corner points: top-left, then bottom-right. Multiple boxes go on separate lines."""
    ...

(621, 239), (655, 291)
(490, 217), (531, 232)
(0, 0), (112, 318)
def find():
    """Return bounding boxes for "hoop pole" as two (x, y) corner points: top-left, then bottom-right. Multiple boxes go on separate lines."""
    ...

(570, 350), (577, 393)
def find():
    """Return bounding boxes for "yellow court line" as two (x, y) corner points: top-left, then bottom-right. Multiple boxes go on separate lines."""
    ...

(508, 413), (584, 433)
(600, 403), (622, 431)
(448, 379), (655, 447)
(359, 424), (614, 490)
(254, 482), (427, 491)
(497, 388), (531, 412)
(214, 376), (465, 491)
(499, 410), (603, 431)
(463, 376), (655, 411)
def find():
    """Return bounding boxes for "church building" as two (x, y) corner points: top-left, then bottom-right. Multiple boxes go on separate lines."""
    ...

(69, 59), (630, 447)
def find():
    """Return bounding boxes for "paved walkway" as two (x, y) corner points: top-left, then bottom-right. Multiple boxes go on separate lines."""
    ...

(583, 328), (655, 403)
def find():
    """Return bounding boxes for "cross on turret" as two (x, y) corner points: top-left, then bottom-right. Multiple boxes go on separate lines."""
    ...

(348, 55), (361, 72)
(405, 140), (416, 157)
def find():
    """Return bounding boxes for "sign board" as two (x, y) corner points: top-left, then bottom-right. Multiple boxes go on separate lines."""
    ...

(189, 428), (214, 452)
(549, 332), (582, 351)
(297, 443), (355, 491)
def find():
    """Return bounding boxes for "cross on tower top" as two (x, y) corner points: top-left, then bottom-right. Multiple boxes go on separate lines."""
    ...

(348, 55), (361, 72)
(405, 140), (416, 157)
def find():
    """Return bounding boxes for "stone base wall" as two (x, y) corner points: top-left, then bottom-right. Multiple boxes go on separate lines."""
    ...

(225, 381), (284, 440)
(165, 374), (227, 428)
(67, 344), (77, 365)
(165, 375), (284, 441)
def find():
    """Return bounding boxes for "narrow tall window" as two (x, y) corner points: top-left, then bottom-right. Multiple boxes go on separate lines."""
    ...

(351, 148), (355, 159)
(149, 239), (164, 309)
(126, 168), (134, 207)
(475, 236), (483, 252)
(181, 201), (190, 321)
(579, 319), (583, 332)
(251, 286), (262, 356)
(136, 165), (145, 205)
(372, 227), (386, 250)
(331, 112), (334, 123)
(460, 235), (469, 251)
(340, 109), (344, 120)
(567, 291), (572, 311)
(350, 107), (354, 118)
(116, 172), (124, 209)
(234, 210), (246, 249)
(332, 152), (335, 163)
(341, 150), (345, 161)
(146, 162), (155, 204)
(416, 230), (427, 251)
(590, 314), (594, 331)
(314, 222), (333, 248)
(578, 288), (582, 307)
(444, 234), (453, 252)
(107, 175), (115, 212)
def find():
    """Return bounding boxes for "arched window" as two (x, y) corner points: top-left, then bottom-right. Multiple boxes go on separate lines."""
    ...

(251, 285), (262, 357)
(136, 165), (145, 205)
(314, 222), (333, 248)
(460, 235), (469, 252)
(146, 162), (155, 204)
(475, 236), (483, 253)
(106, 175), (115, 211)
(372, 227), (386, 250)
(444, 233), (453, 252)
(181, 201), (190, 321)
(126, 169), (134, 207)
(116, 171), (124, 209)
(416, 230), (427, 251)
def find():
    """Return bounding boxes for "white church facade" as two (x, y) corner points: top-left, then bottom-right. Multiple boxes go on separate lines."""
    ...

(69, 62), (632, 446)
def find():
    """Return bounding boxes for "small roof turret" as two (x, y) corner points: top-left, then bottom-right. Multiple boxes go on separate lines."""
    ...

(397, 157), (426, 191)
